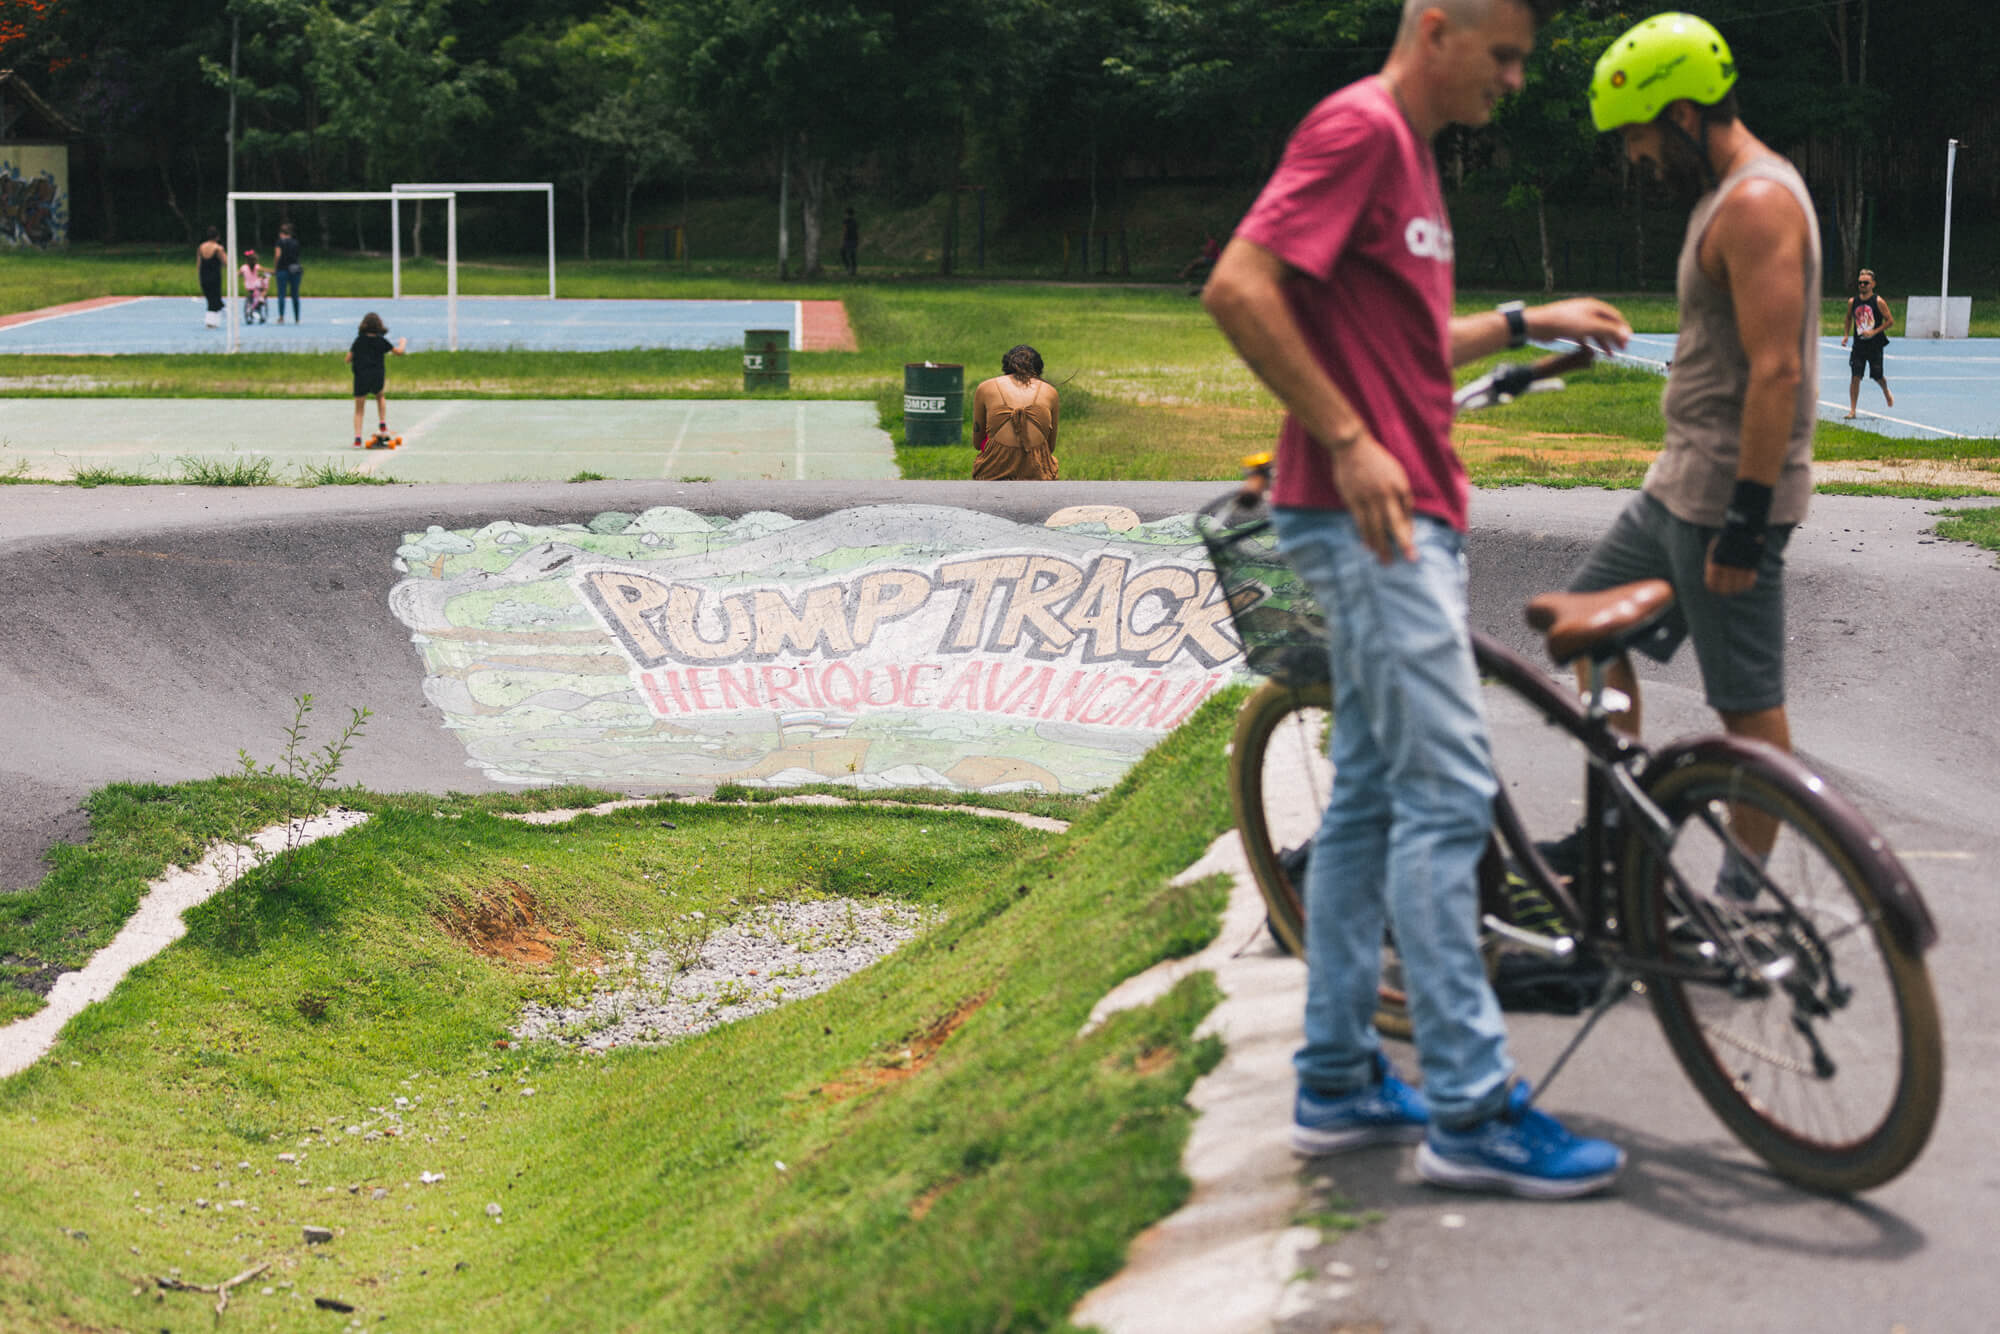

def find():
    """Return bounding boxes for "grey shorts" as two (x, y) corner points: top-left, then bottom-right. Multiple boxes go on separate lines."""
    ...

(1566, 492), (1792, 714)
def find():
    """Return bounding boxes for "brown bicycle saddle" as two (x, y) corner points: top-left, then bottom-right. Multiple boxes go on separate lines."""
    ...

(1524, 579), (1674, 664)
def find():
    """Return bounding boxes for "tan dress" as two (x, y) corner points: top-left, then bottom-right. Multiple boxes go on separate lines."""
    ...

(971, 375), (1059, 481)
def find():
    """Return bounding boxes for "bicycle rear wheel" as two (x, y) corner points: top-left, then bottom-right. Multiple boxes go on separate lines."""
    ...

(1624, 751), (1943, 1192)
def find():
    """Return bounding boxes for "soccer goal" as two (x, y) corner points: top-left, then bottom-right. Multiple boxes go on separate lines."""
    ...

(225, 190), (459, 353)
(391, 181), (555, 300)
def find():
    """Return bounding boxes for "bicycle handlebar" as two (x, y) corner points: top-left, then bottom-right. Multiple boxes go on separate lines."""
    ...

(1201, 344), (1597, 527)
(1452, 345), (1595, 414)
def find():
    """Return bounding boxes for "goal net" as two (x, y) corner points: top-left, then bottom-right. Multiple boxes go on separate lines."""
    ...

(225, 190), (459, 352)
(392, 182), (555, 300)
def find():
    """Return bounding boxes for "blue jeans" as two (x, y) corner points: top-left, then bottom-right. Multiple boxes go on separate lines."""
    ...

(1271, 507), (1513, 1129)
(274, 265), (301, 321)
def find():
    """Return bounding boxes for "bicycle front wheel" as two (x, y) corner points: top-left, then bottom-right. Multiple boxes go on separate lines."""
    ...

(1623, 751), (1943, 1192)
(1228, 677), (1329, 961)
(1228, 677), (1430, 1039)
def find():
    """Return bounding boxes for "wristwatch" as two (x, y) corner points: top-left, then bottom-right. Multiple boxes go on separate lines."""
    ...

(1497, 301), (1528, 349)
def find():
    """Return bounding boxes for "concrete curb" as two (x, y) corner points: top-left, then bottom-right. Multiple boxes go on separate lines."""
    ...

(0, 808), (371, 1080)
(1072, 826), (1318, 1333)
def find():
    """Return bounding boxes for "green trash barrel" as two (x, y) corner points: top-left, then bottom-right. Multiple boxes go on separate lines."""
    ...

(744, 329), (791, 391)
(903, 362), (964, 445)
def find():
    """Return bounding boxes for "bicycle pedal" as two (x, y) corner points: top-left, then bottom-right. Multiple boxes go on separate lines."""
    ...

(1482, 913), (1575, 959)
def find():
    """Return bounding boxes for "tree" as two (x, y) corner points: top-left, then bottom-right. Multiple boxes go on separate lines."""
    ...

(1491, 8), (1628, 292)
(672, 0), (991, 278)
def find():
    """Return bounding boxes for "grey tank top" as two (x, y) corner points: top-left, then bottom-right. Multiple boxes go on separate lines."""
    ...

(1645, 155), (1821, 527)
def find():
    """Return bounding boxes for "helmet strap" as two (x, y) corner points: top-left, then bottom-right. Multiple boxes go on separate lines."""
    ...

(1661, 111), (1719, 193)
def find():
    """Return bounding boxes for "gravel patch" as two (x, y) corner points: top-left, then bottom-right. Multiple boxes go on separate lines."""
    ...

(513, 898), (937, 1051)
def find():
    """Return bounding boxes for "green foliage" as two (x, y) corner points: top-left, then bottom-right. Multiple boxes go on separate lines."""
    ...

(173, 452), (277, 485)
(1930, 505), (2000, 555)
(0, 693), (1247, 1331)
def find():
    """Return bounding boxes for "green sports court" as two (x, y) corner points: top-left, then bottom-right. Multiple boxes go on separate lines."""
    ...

(0, 397), (897, 482)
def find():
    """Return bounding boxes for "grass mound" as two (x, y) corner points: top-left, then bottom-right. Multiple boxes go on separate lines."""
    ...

(0, 692), (1245, 1332)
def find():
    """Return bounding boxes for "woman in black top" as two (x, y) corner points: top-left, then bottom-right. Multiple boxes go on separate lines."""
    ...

(273, 222), (303, 324)
(345, 312), (408, 445)
(196, 227), (227, 328)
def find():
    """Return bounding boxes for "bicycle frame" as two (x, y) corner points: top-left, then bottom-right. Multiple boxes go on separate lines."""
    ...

(1470, 629), (1939, 981)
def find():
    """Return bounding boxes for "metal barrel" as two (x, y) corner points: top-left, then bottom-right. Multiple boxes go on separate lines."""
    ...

(902, 362), (964, 445)
(743, 329), (791, 391)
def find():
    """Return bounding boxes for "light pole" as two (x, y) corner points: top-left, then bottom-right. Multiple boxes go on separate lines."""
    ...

(1936, 138), (1959, 337)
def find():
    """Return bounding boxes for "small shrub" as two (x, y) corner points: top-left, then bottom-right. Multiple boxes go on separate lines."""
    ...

(70, 465), (156, 487)
(299, 461), (391, 486)
(177, 454), (278, 487)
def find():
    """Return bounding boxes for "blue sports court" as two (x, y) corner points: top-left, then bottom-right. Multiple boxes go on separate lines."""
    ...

(0, 296), (810, 355)
(1609, 333), (2000, 440)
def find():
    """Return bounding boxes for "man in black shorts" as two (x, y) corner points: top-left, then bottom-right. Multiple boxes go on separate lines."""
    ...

(1570, 15), (1821, 887)
(1841, 268), (1894, 418)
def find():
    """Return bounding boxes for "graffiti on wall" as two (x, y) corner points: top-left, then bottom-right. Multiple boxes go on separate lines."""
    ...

(388, 503), (1306, 794)
(0, 150), (68, 248)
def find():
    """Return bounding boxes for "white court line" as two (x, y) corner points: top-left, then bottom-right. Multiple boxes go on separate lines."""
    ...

(353, 400), (463, 472)
(794, 401), (808, 478)
(1818, 401), (1970, 438)
(661, 402), (698, 477)
(0, 295), (150, 334)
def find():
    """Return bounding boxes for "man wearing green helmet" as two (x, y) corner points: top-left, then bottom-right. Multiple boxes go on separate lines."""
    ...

(1555, 12), (1821, 883)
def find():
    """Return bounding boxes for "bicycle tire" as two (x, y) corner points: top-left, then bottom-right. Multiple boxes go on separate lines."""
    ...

(1227, 677), (1420, 1039)
(1623, 751), (1943, 1192)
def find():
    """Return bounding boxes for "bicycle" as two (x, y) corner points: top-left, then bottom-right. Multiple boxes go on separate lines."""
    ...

(1196, 350), (1944, 1193)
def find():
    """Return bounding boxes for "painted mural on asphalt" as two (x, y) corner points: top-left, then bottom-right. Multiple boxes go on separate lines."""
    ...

(388, 503), (1308, 794)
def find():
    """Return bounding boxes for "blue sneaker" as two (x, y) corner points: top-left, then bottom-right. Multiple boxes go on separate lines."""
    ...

(1417, 1082), (1623, 1199)
(1291, 1052), (1429, 1155)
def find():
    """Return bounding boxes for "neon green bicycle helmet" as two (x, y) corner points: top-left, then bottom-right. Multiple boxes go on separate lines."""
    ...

(1589, 12), (1737, 132)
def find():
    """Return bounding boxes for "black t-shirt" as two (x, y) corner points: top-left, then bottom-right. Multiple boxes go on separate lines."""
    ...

(350, 332), (395, 381)
(1849, 295), (1889, 345)
(276, 235), (301, 268)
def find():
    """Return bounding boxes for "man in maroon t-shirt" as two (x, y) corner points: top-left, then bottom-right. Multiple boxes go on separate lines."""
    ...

(1204, 0), (1632, 1199)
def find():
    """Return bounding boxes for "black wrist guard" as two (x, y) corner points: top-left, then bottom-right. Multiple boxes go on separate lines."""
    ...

(1712, 479), (1774, 569)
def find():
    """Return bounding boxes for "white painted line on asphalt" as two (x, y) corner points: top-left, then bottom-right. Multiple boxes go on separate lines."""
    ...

(661, 403), (697, 477)
(1820, 402), (1969, 438)
(794, 402), (808, 479)
(0, 809), (371, 1081)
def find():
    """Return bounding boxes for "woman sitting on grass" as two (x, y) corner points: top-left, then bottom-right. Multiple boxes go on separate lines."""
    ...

(972, 344), (1059, 481)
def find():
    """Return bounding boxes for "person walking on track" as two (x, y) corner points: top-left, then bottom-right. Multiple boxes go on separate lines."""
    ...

(1842, 268), (1894, 418)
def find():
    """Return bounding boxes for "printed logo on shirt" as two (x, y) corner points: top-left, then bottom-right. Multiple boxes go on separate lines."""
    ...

(1404, 216), (1454, 264)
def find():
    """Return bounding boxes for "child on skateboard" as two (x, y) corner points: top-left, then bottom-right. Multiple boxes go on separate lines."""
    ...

(346, 312), (408, 447)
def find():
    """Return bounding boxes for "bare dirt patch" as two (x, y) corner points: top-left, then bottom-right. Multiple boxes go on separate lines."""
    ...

(817, 989), (993, 1102)
(1814, 459), (2000, 492)
(436, 881), (590, 968)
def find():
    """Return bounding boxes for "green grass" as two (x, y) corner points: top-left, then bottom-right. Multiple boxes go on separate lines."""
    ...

(298, 460), (393, 486)
(0, 692), (1246, 1332)
(173, 453), (280, 486)
(5, 247), (1995, 491)
(1932, 503), (2000, 554)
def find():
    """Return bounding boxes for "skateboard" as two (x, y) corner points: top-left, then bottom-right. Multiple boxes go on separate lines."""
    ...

(356, 431), (403, 450)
